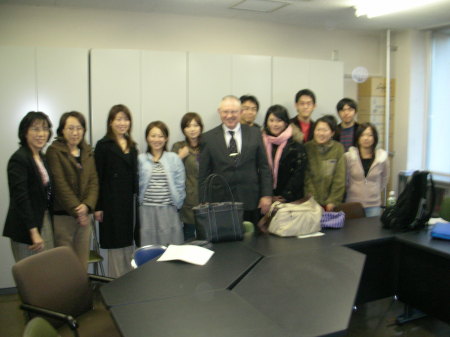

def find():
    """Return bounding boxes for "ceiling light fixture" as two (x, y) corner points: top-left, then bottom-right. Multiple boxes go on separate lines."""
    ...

(353, 0), (444, 18)
(231, 0), (290, 13)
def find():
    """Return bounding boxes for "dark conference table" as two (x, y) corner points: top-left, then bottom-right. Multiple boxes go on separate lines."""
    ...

(100, 217), (450, 337)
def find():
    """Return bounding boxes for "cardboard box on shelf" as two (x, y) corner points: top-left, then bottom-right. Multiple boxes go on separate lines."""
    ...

(358, 97), (395, 115)
(358, 113), (385, 124)
(358, 77), (396, 97)
(357, 77), (395, 153)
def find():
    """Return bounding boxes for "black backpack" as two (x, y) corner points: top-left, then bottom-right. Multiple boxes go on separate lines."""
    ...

(381, 171), (436, 231)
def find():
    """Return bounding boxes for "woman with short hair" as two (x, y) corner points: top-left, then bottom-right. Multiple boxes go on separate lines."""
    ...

(139, 121), (185, 246)
(305, 115), (345, 211)
(3, 111), (54, 261)
(172, 112), (203, 241)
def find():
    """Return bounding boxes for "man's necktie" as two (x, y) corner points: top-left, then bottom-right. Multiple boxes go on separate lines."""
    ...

(228, 131), (238, 160)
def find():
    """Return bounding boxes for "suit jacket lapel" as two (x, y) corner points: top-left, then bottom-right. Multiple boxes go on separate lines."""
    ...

(219, 125), (244, 165)
(214, 125), (229, 156)
(240, 124), (249, 160)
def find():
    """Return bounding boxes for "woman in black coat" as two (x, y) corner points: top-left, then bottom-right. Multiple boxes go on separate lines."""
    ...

(3, 111), (54, 261)
(261, 105), (308, 203)
(94, 104), (139, 278)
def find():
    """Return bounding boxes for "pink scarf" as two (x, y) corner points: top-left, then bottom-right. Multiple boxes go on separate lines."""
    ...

(262, 125), (292, 189)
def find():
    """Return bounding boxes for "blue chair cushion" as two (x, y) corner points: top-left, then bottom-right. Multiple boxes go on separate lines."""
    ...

(133, 245), (167, 267)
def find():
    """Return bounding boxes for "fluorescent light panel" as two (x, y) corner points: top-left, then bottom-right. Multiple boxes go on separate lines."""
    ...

(231, 0), (289, 13)
(354, 0), (444, 18)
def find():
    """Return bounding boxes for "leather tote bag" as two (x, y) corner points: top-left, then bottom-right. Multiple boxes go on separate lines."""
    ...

(193, 174), (244, 242)
(267, 197), (323, 237)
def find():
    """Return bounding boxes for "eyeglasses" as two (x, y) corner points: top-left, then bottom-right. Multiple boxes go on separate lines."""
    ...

(30, 127), (50, 133)
(298, 102), (314, 107)
(220, 110), (240, 115)
(65, 126), (84, 133)
(242, 106), (258, 112)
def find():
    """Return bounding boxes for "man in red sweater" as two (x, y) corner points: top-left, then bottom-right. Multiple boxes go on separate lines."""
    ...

(290, 89), (316, 142)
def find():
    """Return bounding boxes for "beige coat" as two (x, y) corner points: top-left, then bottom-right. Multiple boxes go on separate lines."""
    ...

(46, 138), (98, 217)
(345, 146), (389, 208)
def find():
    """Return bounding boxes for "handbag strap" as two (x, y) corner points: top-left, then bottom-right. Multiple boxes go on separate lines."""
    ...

(426, 172), (436, 220)
(268, 197), (315, 218)
(202, 173), (237, 203)
(268, 201), (281, 218)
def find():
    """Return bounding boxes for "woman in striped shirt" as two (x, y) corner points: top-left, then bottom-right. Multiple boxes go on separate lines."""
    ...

(138, 121), (186, 246)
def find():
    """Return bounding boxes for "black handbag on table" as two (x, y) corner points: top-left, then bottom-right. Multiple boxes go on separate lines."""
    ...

(193, 174), (244, 242)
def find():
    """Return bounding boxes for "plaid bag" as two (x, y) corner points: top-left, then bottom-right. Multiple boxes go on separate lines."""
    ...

(321, 211), (345, 229)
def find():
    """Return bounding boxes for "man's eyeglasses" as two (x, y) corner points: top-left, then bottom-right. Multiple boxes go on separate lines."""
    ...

(298, 102), (313, 107)
(220, 110), (240, 115)
(242, 106), (257, 112)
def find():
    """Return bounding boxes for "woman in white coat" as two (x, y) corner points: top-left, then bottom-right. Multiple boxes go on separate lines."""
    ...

(345, 123), (389, 217)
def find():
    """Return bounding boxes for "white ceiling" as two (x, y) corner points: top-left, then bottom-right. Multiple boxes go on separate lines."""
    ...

(2, 0), (450, 32)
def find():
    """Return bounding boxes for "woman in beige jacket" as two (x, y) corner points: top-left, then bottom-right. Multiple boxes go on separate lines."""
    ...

(46, 111), (98, 268)
(345, 123), (389, 217)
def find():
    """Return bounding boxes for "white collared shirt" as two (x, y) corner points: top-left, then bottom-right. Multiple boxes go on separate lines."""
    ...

(222, 123), (242, 153)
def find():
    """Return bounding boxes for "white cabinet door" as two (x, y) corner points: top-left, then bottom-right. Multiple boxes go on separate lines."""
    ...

(141, 51), (187, 151)
(0, 47), (89, 288)
(272, 57), (343, 121)
(0, 46), (37, 288)
(36, 47), (89, 139)
(272, 57), (310, 119)
(308, 59), (344, 120)
(188, 53), (232, 132)
(90, 49), (141, 147)
(232, 55), (272, 126)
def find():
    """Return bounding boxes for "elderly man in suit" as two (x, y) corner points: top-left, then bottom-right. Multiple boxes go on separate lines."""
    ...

(199, 95), (272, 226)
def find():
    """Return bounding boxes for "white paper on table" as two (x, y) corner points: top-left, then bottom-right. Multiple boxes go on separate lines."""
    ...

(297, 232), (325, 239)
(428, 217), (449, 225)
(157, 244), (214, 266)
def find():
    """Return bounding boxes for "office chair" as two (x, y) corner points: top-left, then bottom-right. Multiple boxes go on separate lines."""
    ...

(23, 317), (59, 337)
(439, 197), (450, 221)
(12, 246), (120, 337)
(335, 202), (366, 219)
(88, 221), (105, 276)
(131, 245), (166, 268)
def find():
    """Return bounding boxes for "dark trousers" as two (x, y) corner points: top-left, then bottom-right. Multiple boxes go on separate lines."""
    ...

(183, 223), (196, 242)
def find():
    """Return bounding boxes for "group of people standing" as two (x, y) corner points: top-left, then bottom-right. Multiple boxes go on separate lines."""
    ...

(3, 108), (135, 277)
(199, 91), (389, 229)
(278, 90), (389, 216)
(3, 88), (389, 278)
